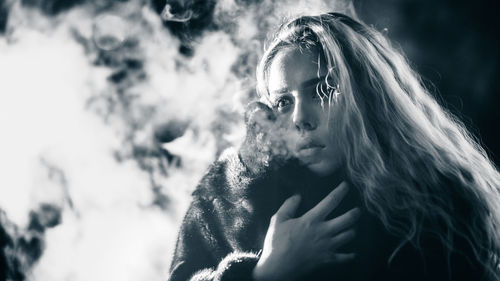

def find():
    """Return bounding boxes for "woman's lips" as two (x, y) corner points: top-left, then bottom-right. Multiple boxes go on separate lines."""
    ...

(296, 143), (325, 158)
(297, 141), (326, 151)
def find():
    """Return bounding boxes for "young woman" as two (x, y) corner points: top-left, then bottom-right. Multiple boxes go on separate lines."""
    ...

(168, 12), (500, 281)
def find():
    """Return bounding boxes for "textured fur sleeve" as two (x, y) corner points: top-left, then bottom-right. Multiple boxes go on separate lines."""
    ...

(168, 197), (219, 281)
(188, 252), (260, 281)
(169, 196), (260, 281)
(168, 149), (261, 281)
(169, 102), (278, 281)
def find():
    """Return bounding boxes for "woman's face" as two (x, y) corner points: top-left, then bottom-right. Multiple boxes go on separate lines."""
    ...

(267, 47), (343, 176)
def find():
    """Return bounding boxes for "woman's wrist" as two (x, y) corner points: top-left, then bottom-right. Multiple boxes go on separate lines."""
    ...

(252, 259), (275, 281)
(252, 257), (297, 281)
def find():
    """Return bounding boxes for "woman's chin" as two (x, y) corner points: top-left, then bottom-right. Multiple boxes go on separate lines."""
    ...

(303, 159), (341, 177)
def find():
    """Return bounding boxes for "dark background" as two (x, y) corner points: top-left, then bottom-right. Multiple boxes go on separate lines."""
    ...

(357, 0), (500, 164)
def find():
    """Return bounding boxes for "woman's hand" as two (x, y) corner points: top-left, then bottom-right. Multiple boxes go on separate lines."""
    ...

(252, 182), (360, 281)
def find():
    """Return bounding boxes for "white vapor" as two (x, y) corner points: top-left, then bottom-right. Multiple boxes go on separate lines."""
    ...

(0, 0), (353, 280)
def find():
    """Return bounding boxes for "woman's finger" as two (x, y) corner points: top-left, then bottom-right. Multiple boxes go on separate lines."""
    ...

(304, 181), (349, 221)
(273, 194), (302, 222)
(329, 229), (356, 249)
(323, 207), (361, 235)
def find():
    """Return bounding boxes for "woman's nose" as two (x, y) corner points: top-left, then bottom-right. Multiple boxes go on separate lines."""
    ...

(293, 99), (318, 132)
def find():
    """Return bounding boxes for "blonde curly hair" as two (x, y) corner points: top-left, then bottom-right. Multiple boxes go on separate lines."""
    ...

(256, 12), (500, 280)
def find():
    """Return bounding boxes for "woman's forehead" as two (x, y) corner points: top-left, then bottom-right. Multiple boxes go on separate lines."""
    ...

(267, 47), (329, 94)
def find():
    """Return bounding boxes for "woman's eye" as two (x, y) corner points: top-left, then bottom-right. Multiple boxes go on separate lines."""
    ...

(274, 96), (293, 112)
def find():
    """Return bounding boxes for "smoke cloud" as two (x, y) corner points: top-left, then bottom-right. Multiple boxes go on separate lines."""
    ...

(0, 0), (356, 280)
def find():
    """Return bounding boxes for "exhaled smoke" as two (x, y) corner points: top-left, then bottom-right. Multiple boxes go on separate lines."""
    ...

(241, 101), (303, 174)
(92, 14), (128, 51)
(161, 4), (194, 22)
(0, 0), (354, 280)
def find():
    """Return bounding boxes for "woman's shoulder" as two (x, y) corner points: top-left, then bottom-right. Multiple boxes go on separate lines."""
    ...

(191, 148), (252, 201)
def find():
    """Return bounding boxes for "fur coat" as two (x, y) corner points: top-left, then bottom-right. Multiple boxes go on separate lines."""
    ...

(168, 103), (485, 281)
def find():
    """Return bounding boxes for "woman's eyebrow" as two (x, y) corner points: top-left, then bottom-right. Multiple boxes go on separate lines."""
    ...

(271, 76), (327, 95)
(301, 76), (325, 89)
(271, 87), (290, 95)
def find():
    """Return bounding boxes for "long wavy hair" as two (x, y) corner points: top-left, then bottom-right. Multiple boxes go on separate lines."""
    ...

(256, 12), (500, 279)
